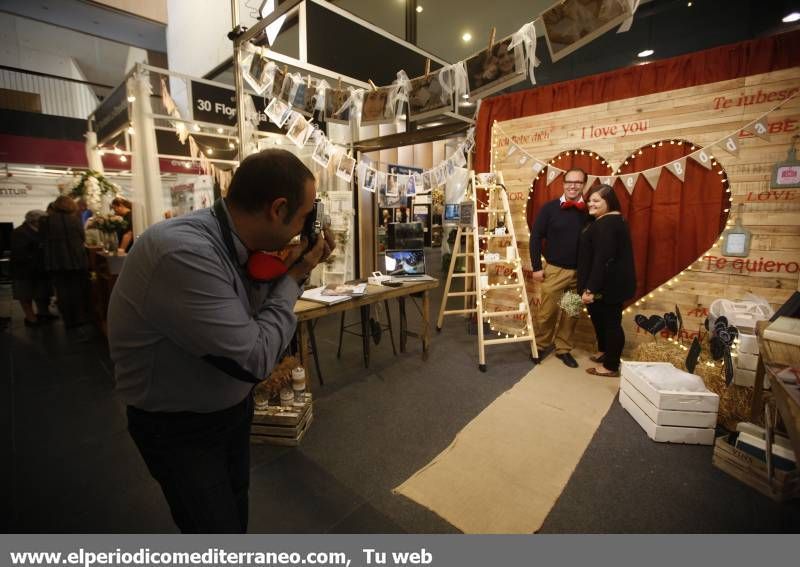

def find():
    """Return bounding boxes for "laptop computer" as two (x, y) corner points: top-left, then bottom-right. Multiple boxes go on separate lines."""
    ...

(384, 249), (434, 281)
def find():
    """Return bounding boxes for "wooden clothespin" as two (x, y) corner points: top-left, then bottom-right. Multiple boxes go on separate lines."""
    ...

(424, 59), (431, 79)
(337, 76), (342, 91)
(368, 79), (377, 91)
(307, 74), (312, 88)
(487, 26), (496, 53)
(283, 65), (288, 76)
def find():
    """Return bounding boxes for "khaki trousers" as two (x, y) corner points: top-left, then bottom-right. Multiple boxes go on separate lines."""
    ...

(537, 264), (578, 354)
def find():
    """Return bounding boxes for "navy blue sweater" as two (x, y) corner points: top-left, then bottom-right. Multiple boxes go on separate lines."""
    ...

(529, 199), (589, 271)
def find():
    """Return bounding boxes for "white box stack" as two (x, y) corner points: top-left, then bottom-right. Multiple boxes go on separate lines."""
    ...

(619, 361), (720, 445)
(732, 333), (766, 388)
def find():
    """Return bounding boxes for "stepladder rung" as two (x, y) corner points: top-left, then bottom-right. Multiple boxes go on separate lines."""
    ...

(446, 291), (477, 297)
(483, 309), (526, 318)
(483, 283), (526, 290)
(443, 308), (477, 315)
(477, 208), (506, 213)
(484, 335), (537, 345)
(452, 273), (477, 277)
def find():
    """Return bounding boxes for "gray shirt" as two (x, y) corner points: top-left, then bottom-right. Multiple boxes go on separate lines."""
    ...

(108, 203), (301, 413)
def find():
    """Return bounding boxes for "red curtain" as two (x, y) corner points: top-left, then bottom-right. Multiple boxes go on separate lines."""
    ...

(475, 30), (800, 173)
(482, 31), (800, 302)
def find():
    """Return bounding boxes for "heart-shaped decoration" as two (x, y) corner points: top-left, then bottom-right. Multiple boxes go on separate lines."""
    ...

(710, 336), (726, 361)
(664, 312), (678, 335)
(634, 314), (649, 331)
(645, 315), (666, 336)
(526, 143), (729, 305)
(685, 337), (702, 374)
(723, 350), (734, 386)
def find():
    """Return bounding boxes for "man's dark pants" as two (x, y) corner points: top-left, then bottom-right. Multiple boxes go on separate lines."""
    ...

(127, 396), (253, 533)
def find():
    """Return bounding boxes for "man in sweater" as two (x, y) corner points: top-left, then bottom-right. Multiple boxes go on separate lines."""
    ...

(529, 168), (590, 367)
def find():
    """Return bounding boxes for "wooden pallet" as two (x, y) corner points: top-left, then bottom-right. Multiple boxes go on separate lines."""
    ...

(712, 435), (800, 502)
(250, 393), (313, 446)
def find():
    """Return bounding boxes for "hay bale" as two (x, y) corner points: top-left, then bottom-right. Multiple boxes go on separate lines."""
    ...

(630, 341), (755, 430)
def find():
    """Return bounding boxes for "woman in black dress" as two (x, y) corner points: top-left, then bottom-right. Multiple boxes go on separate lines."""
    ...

(577, 184), (636, 377)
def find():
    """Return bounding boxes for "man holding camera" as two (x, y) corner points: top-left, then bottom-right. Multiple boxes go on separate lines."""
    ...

(108, 150), (334, 533)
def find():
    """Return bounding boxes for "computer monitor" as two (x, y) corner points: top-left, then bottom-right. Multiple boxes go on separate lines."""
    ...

(387, 222), (424, 250)
(384, 249), (426, 277)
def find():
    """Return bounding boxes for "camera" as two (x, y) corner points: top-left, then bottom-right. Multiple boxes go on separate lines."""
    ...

(302, 199), (325, 249)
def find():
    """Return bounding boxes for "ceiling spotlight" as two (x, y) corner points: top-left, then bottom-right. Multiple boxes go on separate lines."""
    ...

(462, 32), (472, 42)
(416, 6), (423, 13)
(462, 93), (470, 99)
(193, 124), (201, 132)
(127, 126), (134, 135)
(119, 155), (127, 163)
(127, 95), (136, 103)
(783, 12), (800, 23)
(228, 141), (235, 148)
(637, 49), (654, 58)
(216, 127), (224, 134)
(183, 161), (191, 169)
(687, 1), (692, 5)
(206, 148), (214, 155)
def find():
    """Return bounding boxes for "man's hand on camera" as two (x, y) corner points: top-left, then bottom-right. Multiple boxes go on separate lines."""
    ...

(287, 228), (336, 285)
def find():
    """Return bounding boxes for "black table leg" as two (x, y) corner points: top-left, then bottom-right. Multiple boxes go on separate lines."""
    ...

(398, 297), (407, 353)
(361, 305), (370, 367)
(308, 320), (324, 386)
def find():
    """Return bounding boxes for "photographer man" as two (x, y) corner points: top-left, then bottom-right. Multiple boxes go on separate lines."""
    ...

(108, 150), (334, 533)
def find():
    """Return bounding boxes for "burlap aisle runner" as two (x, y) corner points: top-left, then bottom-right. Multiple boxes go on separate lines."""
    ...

(394, 354), (619, 533)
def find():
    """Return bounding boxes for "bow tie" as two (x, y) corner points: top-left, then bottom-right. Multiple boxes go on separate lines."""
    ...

(561, 200), (586, 211)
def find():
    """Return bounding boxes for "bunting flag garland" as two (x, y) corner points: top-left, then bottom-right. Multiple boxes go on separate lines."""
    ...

(744, 117), (770, 141)
(492, 88), (798, 198)
(620, 172), (639, 195)
(720, 135), (741, 157)
(665, 157), (687, 182)
(689, 148), (713, 170)
(546, 166), (563, 185)
(642, 167), (662, 190)
(507, 144), (519, 157)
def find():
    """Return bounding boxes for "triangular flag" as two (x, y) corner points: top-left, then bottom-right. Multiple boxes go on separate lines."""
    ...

(585, 174), (598, 188)
(642, 167), (662, 190)
(745, 117), (770, 141)
(507, 144), (518, 158)
(518, 154), (529, 166)
(600, 176), (617, 186)
(689, 149), (713, 170)
(531, 160), (545, 174)
(719, 135), (740, 157)
(546, 166), (563, 185)
(666, 158), (687, 182)
(620, 172), (639, 195)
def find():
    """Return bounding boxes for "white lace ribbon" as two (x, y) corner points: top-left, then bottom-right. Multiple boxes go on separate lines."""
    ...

(508, 21), (539, 85)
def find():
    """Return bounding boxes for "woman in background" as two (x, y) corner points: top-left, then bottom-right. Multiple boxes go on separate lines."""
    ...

(577, 184), (636, 377)
(42, 195), (90, 330)
(111, 197), (133, 253)
(11, 210), (55, 327)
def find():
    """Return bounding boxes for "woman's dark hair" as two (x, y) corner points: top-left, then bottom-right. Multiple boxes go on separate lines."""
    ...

(226, 149), (314, 221)
(585, 184), (622, 213)
(111, 197), (132, 209)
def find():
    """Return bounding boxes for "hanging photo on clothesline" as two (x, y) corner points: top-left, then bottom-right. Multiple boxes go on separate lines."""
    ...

(409, 73), (453, 121)
(433, 165), (446, 187)
(324, 88), (351, 123)
(542, 0), (632, 63)
(405, 173), (417, 196)
(285, 113), (312, 147)
(445, 158), (455, 178)
(465, 36), (526, 102)
(376, 171), (389, 206)
(265, 97), (292, 128)
(335, 154), (356, 183)
(362, 167), (377, 193)
(312, 139), (334, 168)
(362, 87), (397, 125)
(422, 171), (433, 193)
(244, 53), (274, 95)
(291, 82), (318, 116)
(270, 67), (287, 100)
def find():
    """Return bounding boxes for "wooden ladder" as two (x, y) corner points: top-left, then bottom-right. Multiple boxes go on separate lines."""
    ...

(436, 171), (538, 371)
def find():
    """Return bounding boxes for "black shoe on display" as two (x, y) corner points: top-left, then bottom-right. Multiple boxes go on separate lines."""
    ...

(556, 352), (579, 368)
(533, 344), (555, 364)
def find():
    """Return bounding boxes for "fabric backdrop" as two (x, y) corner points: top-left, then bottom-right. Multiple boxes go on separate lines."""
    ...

(478, 30), (800, 302)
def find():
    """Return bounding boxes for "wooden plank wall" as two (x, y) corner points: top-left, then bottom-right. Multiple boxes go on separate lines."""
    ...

(491, 68), (800, 352)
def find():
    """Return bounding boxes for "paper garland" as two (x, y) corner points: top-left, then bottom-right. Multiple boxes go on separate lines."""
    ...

(497, 88), (799, 193)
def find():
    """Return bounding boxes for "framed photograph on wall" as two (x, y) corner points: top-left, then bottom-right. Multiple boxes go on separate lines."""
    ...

(542, 0), (632, 63)
(465, 36), (526, 102)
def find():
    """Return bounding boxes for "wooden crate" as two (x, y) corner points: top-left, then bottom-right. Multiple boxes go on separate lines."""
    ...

(712, 435), (800, 502)
(250, 393), (313, 446)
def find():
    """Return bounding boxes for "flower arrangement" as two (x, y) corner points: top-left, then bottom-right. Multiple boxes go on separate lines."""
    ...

(559, 290), (584, 318)
(60, 169), (119, 213)
(89, 214), (129, 233)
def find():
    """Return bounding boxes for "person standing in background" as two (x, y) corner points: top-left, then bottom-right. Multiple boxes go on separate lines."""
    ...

(41, 196), (90, 331)
(578, 184), (636, 377)
(529, 168), (590, 368)
(11, 210), (56, 327)
(111, 197), (133, 253)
